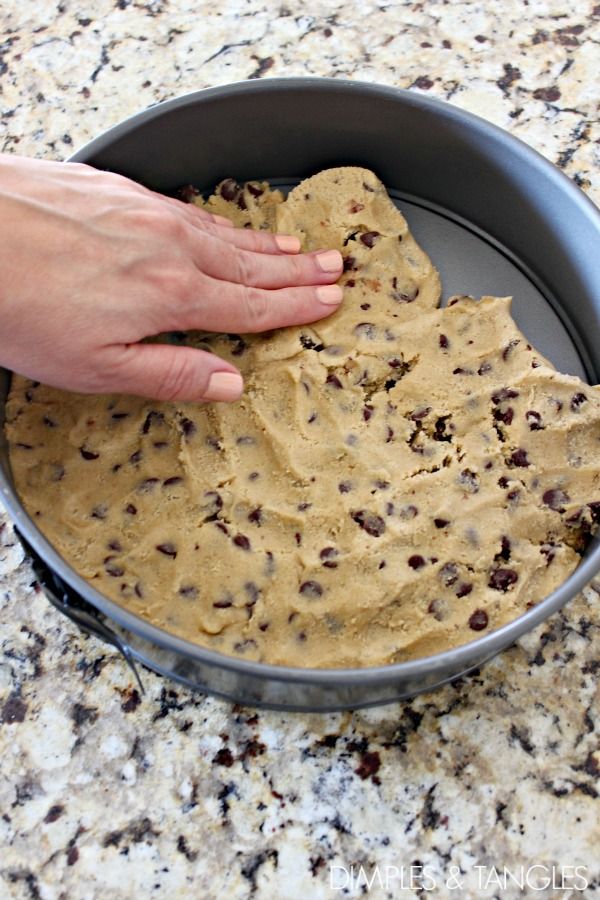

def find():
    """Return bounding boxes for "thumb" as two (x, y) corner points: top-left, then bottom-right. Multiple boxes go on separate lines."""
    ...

(105, 342), (244, 402)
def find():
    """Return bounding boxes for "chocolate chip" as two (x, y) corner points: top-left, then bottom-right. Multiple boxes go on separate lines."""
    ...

(494, 407), (514, 425)
(510, 448), (530, 467)
(433, 416), (452, 441)
(195, 492), (221, 527)
(179, 585), (198, 599)
(410, 406), (431, 421)
(156, 543), (177, 558)
(163, 476), (183, 487)
(107, 539), (122, 552)
(478, 362), (492, 375)
(439, 334), (449, 350)
(325, 373), (343, 389)
(233, 534), (251, 551)
(180, 417), (196, 437)
(408, 555), (426, 570)
(104, 558), (124, 577)
(502, 339), (520, 360)
(488, 568), (518, 591)
(246, 181), (264, 198)
(265, 551), (275, 575)
(570, 392), (588, 411)
(363, 405), (374, 422)
(434, 518), (449, 529)
(491, 388), (519, 404)
(360, 231), (380, 247)
(439, 562), (458, 586)
(497, 535), (511, 561)
(456, 582), (473, 598)
(342, 255), (357, 272)
(300, 335), (324, 351)
(229, 334), (247, 357)
(391, 278), (419, 303)
(320, 547), (339, 568)
(542, 488), (570, 512)
(351, 510), (386, 537)
(427, 599), (445, 621)
(141, 410), (164, 434)
(338, 481), (352, 493)
(588, 502), (600, 523)
(294, 532), (302, 546)
(299, 580), (323, 598)
(248, 507), (262, 525)
(91, 504), (108, 520)
(468, 609), (489, 631)
(129, 449), (143, 465)
(42, 415), (57, 427)
(526, 410), (543, 430)
(219, 178), (242, 201)
(540, 543), (557, 566)
(213, 597), (233, 609)
(79, 447), (99, 460)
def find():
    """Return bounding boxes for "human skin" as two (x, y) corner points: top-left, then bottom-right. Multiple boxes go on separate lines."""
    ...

(0, 155), (343, 402)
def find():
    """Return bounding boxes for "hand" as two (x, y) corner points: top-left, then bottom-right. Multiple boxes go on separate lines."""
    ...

(0, 155), (343, 402)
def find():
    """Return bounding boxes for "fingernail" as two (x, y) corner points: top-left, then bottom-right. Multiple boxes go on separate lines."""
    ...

(316, 284), (344, 306)
(275, 234), (301, 253)
(213, 214), (234, 227)
(205, 371), (244, 401)
(315, 249), (343, 273)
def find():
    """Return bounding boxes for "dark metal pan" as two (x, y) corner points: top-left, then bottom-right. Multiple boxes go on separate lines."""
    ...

(1, 78), (599, 710)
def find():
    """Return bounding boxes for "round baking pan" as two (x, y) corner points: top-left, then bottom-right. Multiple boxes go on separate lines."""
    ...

(1, 78), (600, 711)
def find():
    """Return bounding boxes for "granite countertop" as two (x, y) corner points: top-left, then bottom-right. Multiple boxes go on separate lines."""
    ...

(1, 2), (600, 898)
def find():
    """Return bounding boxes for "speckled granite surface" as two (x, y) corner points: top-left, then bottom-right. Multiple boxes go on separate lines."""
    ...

(1, 2), (600, 898)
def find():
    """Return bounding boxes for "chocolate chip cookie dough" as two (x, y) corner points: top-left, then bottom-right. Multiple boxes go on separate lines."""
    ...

(6, 168), (600, 668)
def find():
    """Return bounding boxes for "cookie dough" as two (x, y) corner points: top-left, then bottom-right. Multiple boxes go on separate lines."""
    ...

(6, 168), (600, 668)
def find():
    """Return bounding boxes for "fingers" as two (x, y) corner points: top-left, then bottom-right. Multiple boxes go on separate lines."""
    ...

(195, 242), (343, 290)
(174, 273), (344, 334)
(104, 343), (244, 403)
(182, 206), (303, 255)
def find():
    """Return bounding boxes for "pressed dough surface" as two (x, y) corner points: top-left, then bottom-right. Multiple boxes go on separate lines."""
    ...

(6, 167), (600, 667)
